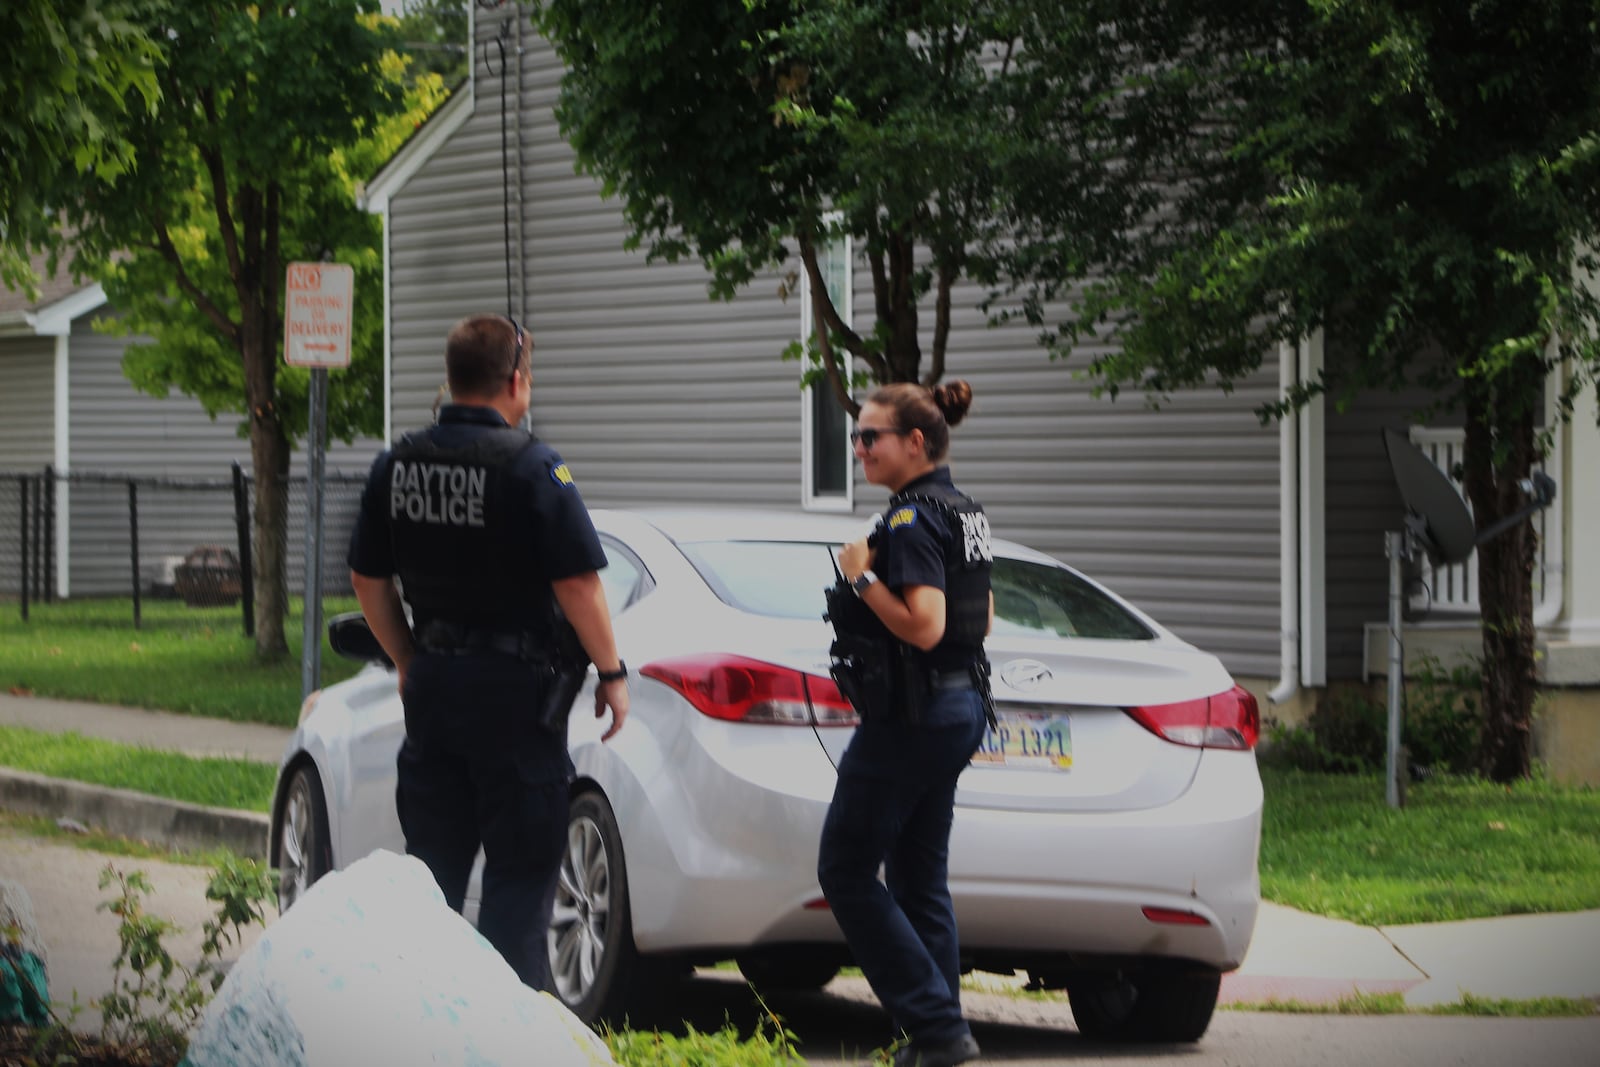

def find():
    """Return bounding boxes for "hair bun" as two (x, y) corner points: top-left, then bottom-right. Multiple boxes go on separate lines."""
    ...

(932, 379), (974, 427)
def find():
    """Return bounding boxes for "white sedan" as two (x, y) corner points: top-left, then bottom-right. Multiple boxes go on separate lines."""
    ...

(271, 507), (1261, 1042)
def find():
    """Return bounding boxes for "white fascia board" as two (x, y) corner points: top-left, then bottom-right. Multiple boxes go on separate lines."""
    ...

(32, 284), (108, 336)
(357, 89), (473, 215)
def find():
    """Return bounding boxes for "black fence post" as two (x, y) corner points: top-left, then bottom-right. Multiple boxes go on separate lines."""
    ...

(233, 461), (255, 638)
(128, 480), (142, 630)
(19, 475), (29, 622)
(42, 467), (54, 604)
(31, 473), (43, 602)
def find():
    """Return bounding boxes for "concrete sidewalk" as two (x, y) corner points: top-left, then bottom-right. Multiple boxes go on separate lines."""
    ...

(0, 692), (286, 859)
(3, 691), (1598, 1009)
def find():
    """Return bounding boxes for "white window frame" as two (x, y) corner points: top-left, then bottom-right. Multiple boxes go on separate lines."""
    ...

(800, 229), (855, 511)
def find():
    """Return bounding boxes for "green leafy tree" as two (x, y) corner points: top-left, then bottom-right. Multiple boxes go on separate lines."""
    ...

(0, 0), (163, 293)
(47, 1), (427, 657)
(532, 0), (1136, 415)
(994, 0), (1600, 781)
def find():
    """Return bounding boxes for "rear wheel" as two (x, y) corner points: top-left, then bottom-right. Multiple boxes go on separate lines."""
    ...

(1065, 967), (1221, 1043)
(549, 790), (653, 1025)
(735, 949), (841, 993)
(274, 763), (331, 913)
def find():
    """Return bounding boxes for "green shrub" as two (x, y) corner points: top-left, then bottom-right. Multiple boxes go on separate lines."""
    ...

(606, 1011), (808, 1067)
(1402, 654), (1481, 775)
(1261, 654), (1481, 776)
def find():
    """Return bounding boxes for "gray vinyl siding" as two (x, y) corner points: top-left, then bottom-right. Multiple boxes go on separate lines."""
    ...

(389, 12), (801, 506)
(0, 337), (55, 467)
(379, 10), (1283, 678)
(1322, 349), (1459, 680)
(882, 299), (1283, 678)
(0, 337), (56, 596)
(65, 313), (378, 596)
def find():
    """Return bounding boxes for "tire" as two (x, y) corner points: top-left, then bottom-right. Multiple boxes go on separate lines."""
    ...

(1065, 967), (1221, 1043)
(735, 950), (841, 993)
(549, 790), (651, 1026)
(273, 762), (332, 913)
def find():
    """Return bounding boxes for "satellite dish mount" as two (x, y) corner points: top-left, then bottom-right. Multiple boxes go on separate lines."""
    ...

(1379, 428), (1555, 808)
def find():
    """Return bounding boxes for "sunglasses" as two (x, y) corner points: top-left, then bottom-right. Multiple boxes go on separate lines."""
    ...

(850, 426), (908, 448)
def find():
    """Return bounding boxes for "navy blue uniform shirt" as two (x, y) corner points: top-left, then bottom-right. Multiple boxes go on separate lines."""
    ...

(348, 404), (607, 629)
(875, 467), (961, 595)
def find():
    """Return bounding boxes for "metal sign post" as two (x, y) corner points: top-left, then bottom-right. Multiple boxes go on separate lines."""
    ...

(1384, 529), (1409, 809)
(285, 262), (353, 701)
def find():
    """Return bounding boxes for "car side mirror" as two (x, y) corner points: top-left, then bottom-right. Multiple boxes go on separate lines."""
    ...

(328, 612), (393, 668)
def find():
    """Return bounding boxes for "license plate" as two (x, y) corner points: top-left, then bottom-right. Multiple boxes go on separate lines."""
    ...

(973, 709), (1073, 771)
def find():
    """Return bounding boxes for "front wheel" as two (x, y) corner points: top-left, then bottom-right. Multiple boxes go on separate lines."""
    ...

(273, 762), (331, 913)
(1065, 967), (1221, 1043)
(548, 790), (652, 1025)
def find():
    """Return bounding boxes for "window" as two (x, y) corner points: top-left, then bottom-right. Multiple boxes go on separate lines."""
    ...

(677, 539), (1155, 641)
(800, 231), (853, 510)
(598, 537), (652, 614)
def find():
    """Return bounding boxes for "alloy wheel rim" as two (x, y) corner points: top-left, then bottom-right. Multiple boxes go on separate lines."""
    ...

(549, 814), (612, 1003)
(279, 778), (312, 909)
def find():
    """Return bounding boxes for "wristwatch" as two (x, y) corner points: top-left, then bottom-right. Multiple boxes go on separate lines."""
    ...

(852, 570), (879, 597)
(596, 661), (628, 683)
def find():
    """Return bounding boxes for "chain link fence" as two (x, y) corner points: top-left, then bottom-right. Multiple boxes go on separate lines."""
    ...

(0, 465), (367, 633)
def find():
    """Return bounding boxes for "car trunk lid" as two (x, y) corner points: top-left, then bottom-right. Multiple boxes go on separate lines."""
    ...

(807, 634), (1239, 813)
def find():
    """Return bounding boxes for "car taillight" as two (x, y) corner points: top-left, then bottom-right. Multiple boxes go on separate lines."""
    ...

(639, 654), (859, 727)
(1123, 684), (1259, 750)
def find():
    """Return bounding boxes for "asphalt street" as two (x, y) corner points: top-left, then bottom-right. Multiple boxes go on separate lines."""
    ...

(4, 824), (1599, 1066)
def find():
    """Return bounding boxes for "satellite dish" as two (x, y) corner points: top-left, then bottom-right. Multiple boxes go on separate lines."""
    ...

(1382, 428), (1475, 566)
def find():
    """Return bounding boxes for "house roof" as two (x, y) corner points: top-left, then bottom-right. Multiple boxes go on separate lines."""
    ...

(358, 85), (473, 214)
(0, 248), (107, 337)
(0, 249), (96, 315)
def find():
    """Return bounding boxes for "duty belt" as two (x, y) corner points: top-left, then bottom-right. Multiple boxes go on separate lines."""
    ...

(414, 621), (549, 663)
(930, 667), (977, 690)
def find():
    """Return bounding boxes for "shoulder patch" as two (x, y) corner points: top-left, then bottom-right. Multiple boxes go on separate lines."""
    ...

(887, 506), (918, 531)
(550, 463), (575, 488)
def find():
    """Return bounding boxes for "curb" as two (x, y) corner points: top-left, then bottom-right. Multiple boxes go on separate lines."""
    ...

(0, 768), (269, 861)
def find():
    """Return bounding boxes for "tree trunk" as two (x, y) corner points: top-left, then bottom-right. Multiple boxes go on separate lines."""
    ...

(1461, 381), (1540, 782)
(250, 419), (291, 659)
(242, 297), (289, 659)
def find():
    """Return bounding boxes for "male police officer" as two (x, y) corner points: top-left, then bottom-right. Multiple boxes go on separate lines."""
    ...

(347, 313), (628, 992)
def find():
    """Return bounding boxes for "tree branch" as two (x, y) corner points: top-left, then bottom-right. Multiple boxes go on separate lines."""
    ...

(196, 88), (243, 286)
(149, 215), (240, 342)
(812, 278), (859, 419)
(887, 231), (920, 381)
(927, 260), (956, 385)
(866, 217), (893, 331)
(799, 231), (884, 382)
(264, 180), (281, 353)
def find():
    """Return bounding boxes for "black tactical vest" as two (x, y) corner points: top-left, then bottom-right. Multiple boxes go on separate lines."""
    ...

(892, 481), (993, 665)
(385, 425), (539, 629)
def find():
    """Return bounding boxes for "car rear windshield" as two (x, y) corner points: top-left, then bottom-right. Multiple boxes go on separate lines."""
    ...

(677, 541), (1154, 640)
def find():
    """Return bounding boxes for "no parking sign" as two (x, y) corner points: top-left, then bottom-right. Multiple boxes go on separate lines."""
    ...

(284, 262), (353, 368)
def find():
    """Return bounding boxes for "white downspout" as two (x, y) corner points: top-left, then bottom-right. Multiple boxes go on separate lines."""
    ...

(1269, 339), (1301, 705)
(53, 333), (71, 598)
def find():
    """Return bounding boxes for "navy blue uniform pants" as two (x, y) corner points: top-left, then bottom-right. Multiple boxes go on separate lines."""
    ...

(396, 652), (571, 992)
(817, 686), (988, 1044)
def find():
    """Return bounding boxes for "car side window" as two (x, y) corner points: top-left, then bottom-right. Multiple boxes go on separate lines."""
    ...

(598, 537), (651, 616)
(989, 558), (1153, 640)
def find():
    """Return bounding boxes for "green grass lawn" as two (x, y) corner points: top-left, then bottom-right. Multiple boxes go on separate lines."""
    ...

(0, 725), (275, 812)
(0, 596), (363, 727)
(1258, 766), (1600, 924)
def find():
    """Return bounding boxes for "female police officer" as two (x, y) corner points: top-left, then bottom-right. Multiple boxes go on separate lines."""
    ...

(819, 380), (992, 1067)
